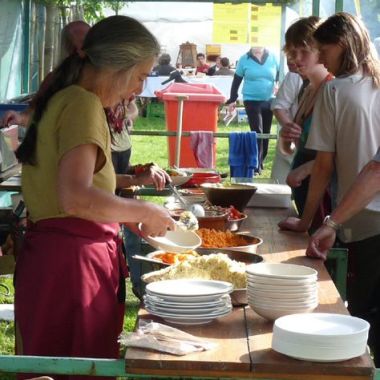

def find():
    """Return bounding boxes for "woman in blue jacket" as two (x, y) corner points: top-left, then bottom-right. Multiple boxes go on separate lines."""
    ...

(227, 47), (279, 173)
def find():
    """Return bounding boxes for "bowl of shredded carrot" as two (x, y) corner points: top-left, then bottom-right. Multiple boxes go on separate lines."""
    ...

(196, 228), (263, 253)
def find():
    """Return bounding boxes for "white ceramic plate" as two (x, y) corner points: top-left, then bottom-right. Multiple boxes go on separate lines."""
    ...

(145, 305), (232, 320)
(272, 336), (368, 362)
(146, 279), (233, 297)
(145, 302), (232, 316)
(274, 313), (370, 343)
(246, 263), (317, 279)
(141, 227), (202, 254)
(144, 294), (231, 308)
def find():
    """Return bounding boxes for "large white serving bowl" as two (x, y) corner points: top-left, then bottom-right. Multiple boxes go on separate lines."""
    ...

(248, 302), (317, 320)
(248, 297), (318, 309)
(248, 288), (318, 301)
(246, 274), (316, 286)
(246, 263), (317, 279)
(141, 227), (201, 254)
(247, 281), (317, 293)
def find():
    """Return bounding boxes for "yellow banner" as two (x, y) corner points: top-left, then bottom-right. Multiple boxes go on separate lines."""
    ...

(250, 3), (281, 50)
(213, 3), (250, 44)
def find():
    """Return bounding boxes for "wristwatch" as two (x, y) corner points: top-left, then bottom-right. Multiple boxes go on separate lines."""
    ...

(323, 215), (342, 231)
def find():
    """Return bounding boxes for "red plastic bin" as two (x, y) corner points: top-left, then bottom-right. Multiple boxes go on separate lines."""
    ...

(155, 83), (226, 168)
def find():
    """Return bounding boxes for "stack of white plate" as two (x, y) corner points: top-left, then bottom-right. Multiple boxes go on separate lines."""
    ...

(246, 263), (318, 320)
(144, 279), (233, 325)
(272, 313), (370, 362)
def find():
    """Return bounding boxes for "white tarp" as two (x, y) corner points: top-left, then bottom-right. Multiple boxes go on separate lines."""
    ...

(105, 2), (282, 67)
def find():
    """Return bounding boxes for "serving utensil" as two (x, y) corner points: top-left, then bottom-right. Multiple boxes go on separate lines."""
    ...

(168, 182), (188, 210)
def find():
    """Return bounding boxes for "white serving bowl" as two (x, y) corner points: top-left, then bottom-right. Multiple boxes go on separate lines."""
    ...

(141, 227), (202, 254)
(246, 274), (317, 286)
(248, 288), (318, 301)
(246, 263), (318, 279)
(248, 302), (317, 321)
(248, 297), (318, 309)
(247, 281), (317, 293)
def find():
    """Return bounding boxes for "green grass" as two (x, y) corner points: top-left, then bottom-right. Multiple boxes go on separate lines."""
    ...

(0, 111), (277, 378)
(131, 112), (277, 179)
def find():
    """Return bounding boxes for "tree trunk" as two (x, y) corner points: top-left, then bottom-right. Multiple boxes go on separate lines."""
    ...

(29, 1), (36, 90)
(44, 3), (57, 77)
(53, 9), (61, 67)
(37, 4), (46, 85)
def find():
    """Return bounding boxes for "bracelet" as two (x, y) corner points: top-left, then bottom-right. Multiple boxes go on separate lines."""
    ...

(323, 215), (342, 231)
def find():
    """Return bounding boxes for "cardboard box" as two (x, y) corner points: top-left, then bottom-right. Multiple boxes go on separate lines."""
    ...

(247, 183), (292, 208)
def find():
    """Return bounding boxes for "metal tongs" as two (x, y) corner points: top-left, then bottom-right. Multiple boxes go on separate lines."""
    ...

(167, 182), (188, 210)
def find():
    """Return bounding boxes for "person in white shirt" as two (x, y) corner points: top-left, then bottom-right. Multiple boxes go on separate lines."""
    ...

(270, 61), (303, 184)
(307, 148), (380, 259)
(278, 12), (380, 365)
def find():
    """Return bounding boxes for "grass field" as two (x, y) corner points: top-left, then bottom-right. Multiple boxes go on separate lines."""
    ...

(0, 110), (277, 378)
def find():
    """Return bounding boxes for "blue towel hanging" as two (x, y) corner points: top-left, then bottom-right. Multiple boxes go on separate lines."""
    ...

(228, 132), (258, 178)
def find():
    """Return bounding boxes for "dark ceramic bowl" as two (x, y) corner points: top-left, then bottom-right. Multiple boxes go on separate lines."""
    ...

(201, 183), (257, 212)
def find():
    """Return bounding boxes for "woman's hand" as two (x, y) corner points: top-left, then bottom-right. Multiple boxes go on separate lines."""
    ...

(306, 225), (336, 260)
(135, 164), (170, 191)
(2, 110), (28, 127)
(140, 203), (176, 237)
(286, 166), (308, 188)
(280, 121), (302, 143)
(227, 102), (236, 114)
(278, 217), (308, 232)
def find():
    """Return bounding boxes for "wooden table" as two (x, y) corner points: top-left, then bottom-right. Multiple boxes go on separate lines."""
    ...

(125, 207), (375, 380)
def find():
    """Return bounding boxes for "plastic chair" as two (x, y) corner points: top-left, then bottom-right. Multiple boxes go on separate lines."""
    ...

(325, 247), (348, 301)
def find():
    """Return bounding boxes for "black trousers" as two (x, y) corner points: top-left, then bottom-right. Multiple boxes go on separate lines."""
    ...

(342, 233), (380, 366)
(111, 148), (132, 175)
(243, 100), (273, 172)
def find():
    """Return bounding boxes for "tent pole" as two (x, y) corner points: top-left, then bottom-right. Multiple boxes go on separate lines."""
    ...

(22, 0), (31, 94)
(335, 0), (344, 12)
(312, 0), (320, 16)
(174, 95), (188, 167)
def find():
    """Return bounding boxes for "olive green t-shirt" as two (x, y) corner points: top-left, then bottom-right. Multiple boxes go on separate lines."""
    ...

(22, 85), (116, 222)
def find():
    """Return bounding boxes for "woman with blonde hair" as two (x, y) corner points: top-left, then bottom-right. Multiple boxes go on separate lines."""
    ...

(280, 12), (380, 365)
(15, 15), (175, 380)
(278, 16), (333, 231)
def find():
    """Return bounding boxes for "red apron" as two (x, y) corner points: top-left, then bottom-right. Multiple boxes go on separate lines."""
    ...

(14, 217), (127, 380)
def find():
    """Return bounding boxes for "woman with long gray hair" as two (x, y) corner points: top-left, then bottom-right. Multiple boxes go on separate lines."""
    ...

(14, 15), (175, 380)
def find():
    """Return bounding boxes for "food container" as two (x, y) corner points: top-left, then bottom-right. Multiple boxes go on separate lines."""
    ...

(196, 229), (263, 254)
(201, 183), (257, 212)
(226, 214), (248, 232)
(197, 211), (229, 231)
(246, 183), (291, 208)
(185, 172), (221, 187)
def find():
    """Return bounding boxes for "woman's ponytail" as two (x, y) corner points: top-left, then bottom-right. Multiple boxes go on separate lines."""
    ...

(16, 54), (86, 165)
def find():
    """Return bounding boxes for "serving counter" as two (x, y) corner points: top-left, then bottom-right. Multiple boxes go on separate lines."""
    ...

(125, 207), (375, 380)
(0, 207), (376, 379)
